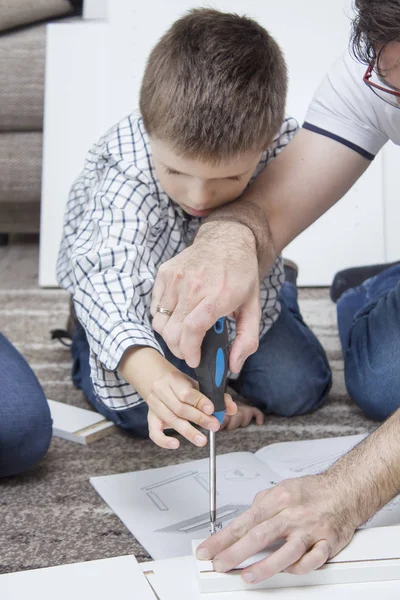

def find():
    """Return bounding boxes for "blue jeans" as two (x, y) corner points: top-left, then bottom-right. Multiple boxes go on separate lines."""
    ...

(337, 263), (400, 421)
(71, 282), (332, 437)
(0, 333), (52, 477)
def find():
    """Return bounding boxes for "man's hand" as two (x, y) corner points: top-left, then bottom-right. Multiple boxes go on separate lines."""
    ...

(197, 410), (400, 584)
(196, 474), (358, 584)
(151, 222), (261, 373)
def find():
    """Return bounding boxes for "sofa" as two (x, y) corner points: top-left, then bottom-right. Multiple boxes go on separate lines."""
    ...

(0, 0), (83, 240)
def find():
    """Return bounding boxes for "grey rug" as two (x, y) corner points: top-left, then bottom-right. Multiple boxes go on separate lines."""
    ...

(0, 281), (377, 575)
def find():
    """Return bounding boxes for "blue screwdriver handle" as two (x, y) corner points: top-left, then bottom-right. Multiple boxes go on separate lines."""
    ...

(195, 318), (229, 424)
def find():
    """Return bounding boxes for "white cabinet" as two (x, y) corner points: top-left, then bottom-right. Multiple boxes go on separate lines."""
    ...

(83, 0), (108, 20)
(383, 142), (400, 262)
(39, 22), (110, 287)
(39, 0), (390, 286)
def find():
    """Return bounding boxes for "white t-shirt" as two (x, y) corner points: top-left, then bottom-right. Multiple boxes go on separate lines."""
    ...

(304, 50), (400, 159)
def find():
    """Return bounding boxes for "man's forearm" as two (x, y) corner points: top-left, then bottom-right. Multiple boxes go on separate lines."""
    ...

(327, 409), (400, 527)
(204, 201), (277, 275)
(195, 216), (271, 278)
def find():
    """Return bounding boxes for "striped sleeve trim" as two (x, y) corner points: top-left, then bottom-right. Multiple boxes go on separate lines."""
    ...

(303, 122), (375, 161)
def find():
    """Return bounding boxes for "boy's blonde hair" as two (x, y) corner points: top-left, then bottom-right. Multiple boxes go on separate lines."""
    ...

(140, 8), (287, 162)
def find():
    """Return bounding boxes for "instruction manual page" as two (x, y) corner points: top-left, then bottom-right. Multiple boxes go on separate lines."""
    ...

(91, 433), (400, 559)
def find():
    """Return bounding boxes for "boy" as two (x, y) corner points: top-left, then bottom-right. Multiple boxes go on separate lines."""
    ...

(57, 8), (331, 449)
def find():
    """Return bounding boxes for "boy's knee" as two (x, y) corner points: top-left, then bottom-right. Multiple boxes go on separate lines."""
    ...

(270, 374), (330, 417)
(0, 391), (52, 477)
(244, 363), (331, 417)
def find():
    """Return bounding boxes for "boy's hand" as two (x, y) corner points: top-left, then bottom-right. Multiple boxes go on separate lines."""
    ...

(119, 345), (238, 449)
(220, 400), (264, 431)
(147, 371), (237, 449)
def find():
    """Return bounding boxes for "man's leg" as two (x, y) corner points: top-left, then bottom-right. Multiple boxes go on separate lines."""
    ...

(0, 333), (52, 477)
(336, 263), (400, 421)
(233, 281), (332, 417)
(71, 320), (196, 438)
(331, 260), (400, 303)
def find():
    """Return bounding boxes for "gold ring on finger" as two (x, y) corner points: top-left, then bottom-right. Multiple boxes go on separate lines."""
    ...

(157, 305), (173, 316)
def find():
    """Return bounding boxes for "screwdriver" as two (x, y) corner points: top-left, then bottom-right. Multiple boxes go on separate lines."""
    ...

(195, 317), (230, 534)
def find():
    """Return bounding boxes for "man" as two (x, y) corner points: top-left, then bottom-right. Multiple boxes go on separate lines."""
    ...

(149, 0), (400, 585)
(0, 333), (52, 477)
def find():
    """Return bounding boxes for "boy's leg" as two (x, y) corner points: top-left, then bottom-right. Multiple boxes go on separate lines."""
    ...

(71, 321), (149, 437)
(336, 263), (400, 421)
(0, 333), (52, 477)
(232, 281), (332, 417)
(71, 320), (196, 438)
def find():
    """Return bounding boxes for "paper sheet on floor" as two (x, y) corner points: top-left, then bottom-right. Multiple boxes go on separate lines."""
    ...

(91, 433), (400, 560)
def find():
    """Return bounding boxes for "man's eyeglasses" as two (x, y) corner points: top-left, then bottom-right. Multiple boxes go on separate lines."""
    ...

(363, 61), (400, 109)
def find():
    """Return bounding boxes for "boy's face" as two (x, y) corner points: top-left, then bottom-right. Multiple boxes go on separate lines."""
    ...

(150, 138), (263, 217)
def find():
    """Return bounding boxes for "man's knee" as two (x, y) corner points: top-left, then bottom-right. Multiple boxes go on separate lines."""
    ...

(345, 308), (400, 421)
(345, 363), (398, 421)
(0, 391), (52, 477)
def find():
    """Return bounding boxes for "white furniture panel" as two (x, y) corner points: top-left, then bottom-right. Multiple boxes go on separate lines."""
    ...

(83, 0), (108, 20)
(48, 399), (115, 444)
(192, 527), (400, 593)
(143, 555), (400, 600)
(39, 22), (111, 286)
(383, 142), (400, 261)
(0, 556), (154, 600)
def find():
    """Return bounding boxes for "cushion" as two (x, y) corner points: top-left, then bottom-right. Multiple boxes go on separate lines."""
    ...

(0, 1), (75, 33)
(0, 132), (42, 205)
(0, 25), (46, 131)
(0, 201), (40, 233)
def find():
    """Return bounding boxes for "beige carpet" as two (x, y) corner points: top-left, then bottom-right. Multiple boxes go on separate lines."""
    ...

(0, 242), (376, 574)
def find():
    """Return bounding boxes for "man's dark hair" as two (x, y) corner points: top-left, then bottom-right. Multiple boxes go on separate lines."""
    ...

(351, 0), (400, 64)
(140, 8), (287, 162)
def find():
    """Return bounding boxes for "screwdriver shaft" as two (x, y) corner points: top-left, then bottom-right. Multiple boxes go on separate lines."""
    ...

(209, 430), (217, 534)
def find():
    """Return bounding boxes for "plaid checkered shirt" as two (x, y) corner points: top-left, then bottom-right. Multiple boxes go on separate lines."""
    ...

(57, 114), (298, 410)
